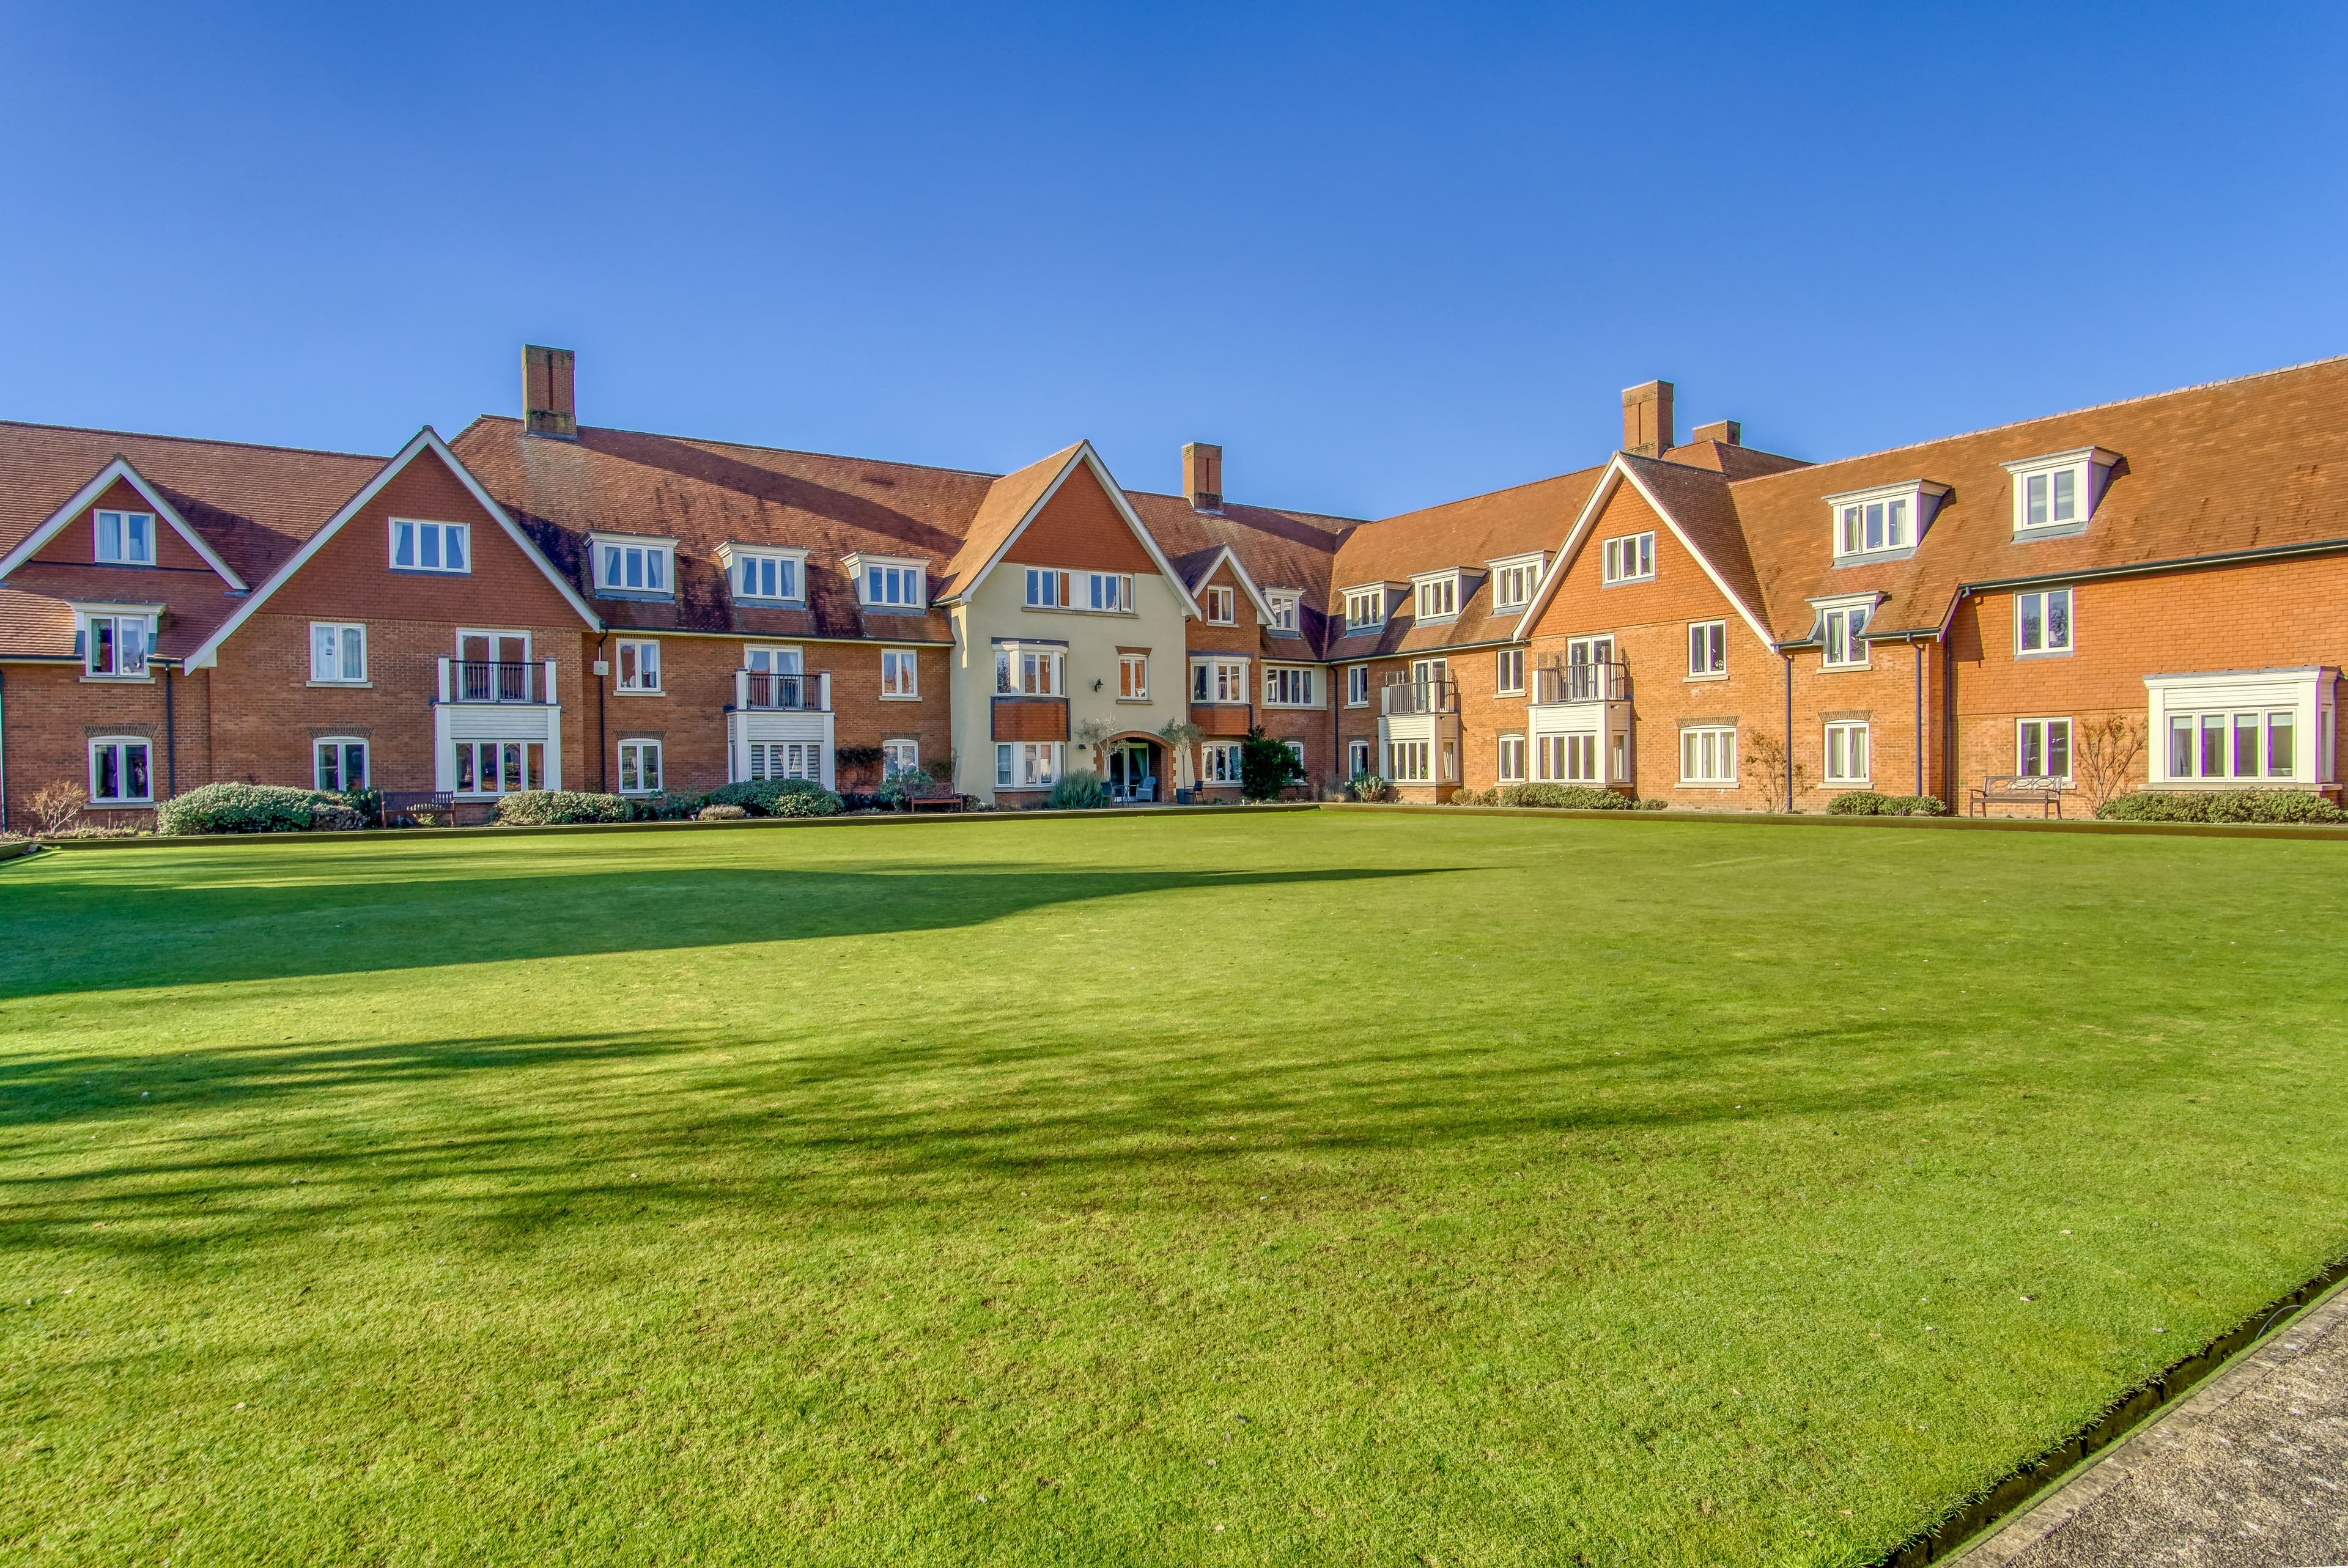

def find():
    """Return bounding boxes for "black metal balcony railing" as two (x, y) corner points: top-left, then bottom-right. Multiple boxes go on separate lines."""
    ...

(737, 669), (830, 711)
(1533, 660), (1629, 704)
(452, 660), (542, 704)
(1380, 679), (1458, 716)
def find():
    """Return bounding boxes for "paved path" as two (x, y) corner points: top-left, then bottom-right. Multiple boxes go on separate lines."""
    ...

(1961, 1278), (2348, 1567)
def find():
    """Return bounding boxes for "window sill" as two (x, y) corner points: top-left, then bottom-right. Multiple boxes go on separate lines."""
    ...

(2013, 521), (2089, 542)
(1820, 662), (1871, 673)
(79, 674), (154, 684)
(594, 589), (675, 603)
(733, 598), (807, 609)
(879, 693), (921, 701)
(389, 567), (471, 578)
(860, 604), (929, 616)
(613, 688), (665, 698)
(1825, 779), (1871, 789)
(1677, 780), (1740, 789)
(1019, 605), (1139, 618)
(1601, 575), (1657, 588)
(1832, 547), (1918, 566)
(2014, 648), (2074, 660)
(308, 680), (374, 689)
(1115, 696), (1152, 704)
(90, 798), (155, 808)
(1685, 672), (1729, 683)
(1496, 689), (1526, 699)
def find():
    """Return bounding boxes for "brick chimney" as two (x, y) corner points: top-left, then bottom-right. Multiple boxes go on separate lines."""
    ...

(1620, 380), (1674, 458)
(1183, 441), (1224, 511)
(1689, 418), (1741, 446)
(523, 345), (577, 439)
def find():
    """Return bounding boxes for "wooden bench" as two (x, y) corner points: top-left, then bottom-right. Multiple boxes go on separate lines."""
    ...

(906, 793), (962, 813)
(1968, 775), (2064, 819)
(378, 789), (458, 828)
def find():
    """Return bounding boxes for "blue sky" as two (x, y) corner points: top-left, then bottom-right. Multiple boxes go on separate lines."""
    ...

(4, 2), (2344, 520)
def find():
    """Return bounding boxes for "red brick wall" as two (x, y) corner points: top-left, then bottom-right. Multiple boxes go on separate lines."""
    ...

(0, 661), (203, 826)
(992, 697), (1069, 742)
(1186, 559), (1258, 654)
(31, 477), (216, 573)
(1013, 464), (1156, 573)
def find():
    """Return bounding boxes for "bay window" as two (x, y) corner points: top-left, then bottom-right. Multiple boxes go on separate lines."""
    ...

(995, 742), (1061, 789)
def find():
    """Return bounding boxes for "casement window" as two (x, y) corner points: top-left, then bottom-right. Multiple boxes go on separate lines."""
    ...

(1025, 568), (1069, 608)
(94, 509), (155, 565)
(1343, 589), (1384, 631)
(1490, 558), (1543, 612)
(1535, 733), (1598, 782)
(1118, 652), (1148, 699)
(1086, 573), (1134, 613)
(729, 549), (801, 602)
(309, 623), (366, 684)
(1822, 603), (1872, 669)
(995, 644), (1062, 696)
(2004, 452), (2113, 533)
(2018, 718), (2073, 782)
(1496, 648), (1526, 696)
(1192, 659), (1247, 703)
(2165, 710), (2297, 781)
(314, 738), (367, 793)
(1837, 497), (1910, 555)
(89, 737), (152, 804)
(593, 537), (674, 595)
(1414, 575), (1458, 620)
(851, 559), (925, 611)
(391, 518), (469, 574)
(454, 741), (545, 795)
(1497, 734), (1526, 782)
(1601, 532), (1655, 584)
(1283, 739), (1305, 770)
(1346, 664), (1370, 706)
(2015, 588), (2073, 656)
(1688, 620), (1727, 677)
(1267, 592), (1299, 633)
(748, 741), (823, 781)
(995, 741), (1061, 789)
(617, 739), (663, 794)
(82, 612), (152, 677)
(1200, 742), (1243, 784)
(1204, 585), (1236, 624)
(880, 649), (919, 699)
(882, 739), (920, 776)
(614, 639), (662, 693)
(1263, 666), (1315, 705)
(1824, 721), (1870, 784)
(1387, 740), (1432, 782)
(1680, 726), (1737, 784)
(1347, 738), (1374, 778)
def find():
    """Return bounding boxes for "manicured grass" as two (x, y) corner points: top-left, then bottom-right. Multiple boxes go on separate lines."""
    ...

(4, 813), (2347, 1565)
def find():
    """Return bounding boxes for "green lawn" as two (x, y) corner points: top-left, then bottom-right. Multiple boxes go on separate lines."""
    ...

(4, 812), (2346, 1565)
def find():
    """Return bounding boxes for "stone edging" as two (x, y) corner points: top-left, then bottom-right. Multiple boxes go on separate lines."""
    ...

(1320, 802), (2348, 842)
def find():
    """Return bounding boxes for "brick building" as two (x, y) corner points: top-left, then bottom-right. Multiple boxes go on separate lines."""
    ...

(4, 347), (2344, 825)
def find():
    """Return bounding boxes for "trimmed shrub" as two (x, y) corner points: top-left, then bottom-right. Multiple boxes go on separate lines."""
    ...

(1826, 792), (1949, 817)
(1345, 773), (1393, 803)
(2096, 789), (2346, 824)
(701, 778), (843, 817)
(635, 792), (705, 822)
(157, 782), (328, 836)
(697, 803), (749, 821)
(493, 790), (637, 827)
(1047, 770), (1107, 810)
(1445, 787), (1494, 806)
(1639, 798), (1670, 810)
(1494, 783), (1636, 810)
(1239, 729), (1307, 801)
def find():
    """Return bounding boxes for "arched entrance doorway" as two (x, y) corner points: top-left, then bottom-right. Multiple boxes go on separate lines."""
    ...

(1098, 734), (1165, 803)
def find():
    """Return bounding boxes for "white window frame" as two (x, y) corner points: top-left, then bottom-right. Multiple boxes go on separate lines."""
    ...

(1118, 652), (1148, 700)
(993, 741), (1060, 790)
(720, 543), (806, 604)
(1085, 572), (1134, 613)
(994, 642), (1064, 697)
(882, 738), (920, 776)
(1488, 554), (1545, 613)
(1203, 584), (1237, 624)
(613, 638), (662, 693)
(1826, 481), (1947, 562)
(617, 738), (663, 795)
(2017, 717), (2073, 783)
(1496, 647), (1526, 696)
(88, 736), (154, 804)
(1497, 734), (1526, 782)
(1200, 741), (1244, 784)
(390, 518), (471, 575)
(1823, 720), (1870, 784)
(80, 607), (157, 679)
(1191, 658), (1248, 704)
(94, 509), (156, 565)
(1688, 620), (1727, 678)
(1820, 602), (1874, 670)
(1266, 591), (1300, 633)
(1412, 572), (1460, 622)
(1679, 726), (1737, 785)
(1347, 738), (1374, 778)
(1601, 532), (1656, 585)
(1343, 587), (1385, 632)
(2015, 587), (2074, 657)
(590, 533), (677, 597)
(747, 741), (823, 782)
(880, 648), (920, 699)
(309, 622), (367, 685)
(1346, 664), (1370, 707)
(845, 553), (928, 613)
(314, 737), (368, 793)
(2003, 449), (2114, 534)
(1387, 740), (1431, 783)
(454, 740), (547, 797)
(1024, 567), (1069, 608)
(1263, 666), (1316, 707)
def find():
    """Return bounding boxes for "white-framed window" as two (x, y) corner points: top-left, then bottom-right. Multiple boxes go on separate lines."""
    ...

(995, 644), (1063, 696)
(1387, 740), (1432, 782)
(1496, 648), (1526, 696)
(614, 639), (662, 693)
(725, 547), (803, 603)
(308, 622), (366, 683)
(1535, 733), (1599, 782)
(88, 737), (153, 804)
(617, 739), (663, 794)
(1680, 726), (1737, 784)
(1343, 588), (1384, 631)
(593, 536), (674, 596)
(1601, 533), (1655, 584)
(2018, 718), (2073, 782)
(1490, 556), (1543, 612)
(1086, 573), (1133, 613)
(391, 518), (470, 574)
(1497, 734), (1526, 782)
(1414, 574), (1459, 620)
(1283, 738), (1305, 770)
(1347, 738), (1373, 778)
(2015, 588), (2073, 656)
(1204, 585), (1236, 624)
(747, 741), (823, 781)
(1838, 497), (1910, 554)
(1822, 603), (1872, 669)
(2003, 451), (2111, 534)
(1118, 652), (1148, 699)
(1025, 567), (1069, 608)
(846, 554), (927, 611)
(2164, 710), (2297, 781)
(1688, 620), (1726, 677)
(1192, 658), (1247, 703)
(81, 611), (152, 677)
(314, 737), (367, 792)
(995, 741), (1061, 789)
(1267, 591), (1299, 633)
(1346, 664), (1370, 706)
(454, 741), (545, 795)
(882, 738), (920, 776)
(881, 648), (919, 699)
(1200, 742), (1242, 784)
(1824, 721), (1870, 784)
(94, 509), (155, 565)
(1263, 666), (1315, 705)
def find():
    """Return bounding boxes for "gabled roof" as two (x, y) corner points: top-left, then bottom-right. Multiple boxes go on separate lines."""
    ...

(934, 443), (1203, 618)
(1169, 542), (1275, 625)
(0, 455), (249, 589)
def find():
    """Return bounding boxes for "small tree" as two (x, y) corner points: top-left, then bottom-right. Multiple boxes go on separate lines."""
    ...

(1157, 718), (1203, 789)
(2072, 714), (2147, 812)
(1072, 716), (1116, 771)
(1239, 727), (1306, 801)
(1743, 731), (1811, 813)
(29, 780), (86, 837)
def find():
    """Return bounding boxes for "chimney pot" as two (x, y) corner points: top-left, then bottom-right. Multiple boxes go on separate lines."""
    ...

(1183, 441), (1224, 511)
(1620, 380), (1674, 458)
(1690, 418), (1741, 446)
(524, 345), (578, 439)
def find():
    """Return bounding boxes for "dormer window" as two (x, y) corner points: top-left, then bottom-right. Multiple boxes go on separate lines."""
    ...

(718, 543), (807, 604)
(75, 603), (160, 678)
(1487, 553), (1546, 613)
(1342, 586), (1387, 632)
(1826, 480), (1949, 562)
(590, 532), (677, 598)
(1266, 591), (1300, 634)
(2003, 448), (2117, 536)
(844, 553), (929, 613)
(1412, 572), (1461, 622)
(94, 510), (155, 565)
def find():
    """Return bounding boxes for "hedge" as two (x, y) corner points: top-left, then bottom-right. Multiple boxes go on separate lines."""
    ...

(699, 778), (844, 817)
(1826, 792), (1949, 817)
(2095, 789), (2346, 824)
(1493, 783), (1637, 810)
(492, 790), (638, 827)
(158, 782), (336, 836)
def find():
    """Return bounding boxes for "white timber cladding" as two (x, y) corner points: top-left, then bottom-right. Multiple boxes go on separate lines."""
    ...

(1524, 693), (1630, 786)
(2144, 667), (2338, 787)
(727, 707), (836, 789)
